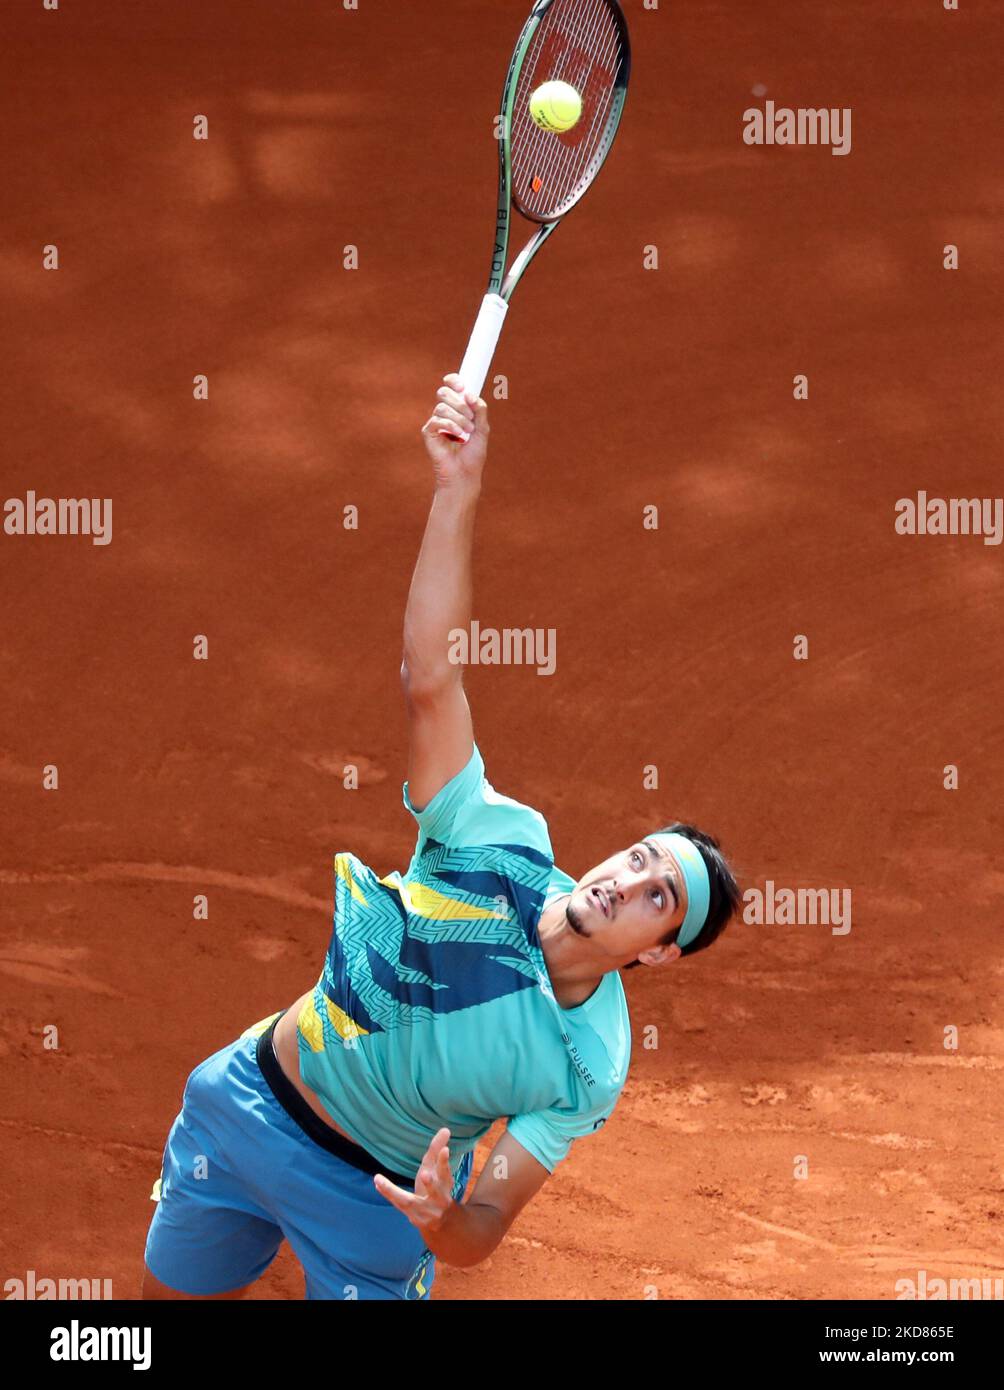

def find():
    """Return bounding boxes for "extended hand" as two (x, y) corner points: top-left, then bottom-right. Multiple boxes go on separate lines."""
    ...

(373, 1126), (456, 1234)
(421, 375), (489, 488)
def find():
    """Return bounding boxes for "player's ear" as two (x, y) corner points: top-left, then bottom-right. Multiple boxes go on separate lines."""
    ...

(636, 942), (682, 968)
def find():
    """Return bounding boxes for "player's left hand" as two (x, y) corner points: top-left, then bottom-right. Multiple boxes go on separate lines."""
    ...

(373, 1126), (456, 1234)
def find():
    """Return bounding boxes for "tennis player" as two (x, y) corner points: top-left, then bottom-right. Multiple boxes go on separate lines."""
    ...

(142, 375), (741, 1301)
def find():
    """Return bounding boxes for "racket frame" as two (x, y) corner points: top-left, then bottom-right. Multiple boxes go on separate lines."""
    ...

(492, 0), (631, 300)
(491, 3), (561, 303)
(453, 0), (630, 409)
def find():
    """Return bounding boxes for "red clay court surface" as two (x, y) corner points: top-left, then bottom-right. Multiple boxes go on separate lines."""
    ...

(2, 0), (1001, 1300)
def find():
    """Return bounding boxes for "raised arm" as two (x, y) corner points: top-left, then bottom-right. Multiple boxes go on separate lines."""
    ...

(401, 374), (490, 811)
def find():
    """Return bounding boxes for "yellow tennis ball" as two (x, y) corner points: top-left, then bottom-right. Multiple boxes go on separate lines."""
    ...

(529, 80), (582, 134)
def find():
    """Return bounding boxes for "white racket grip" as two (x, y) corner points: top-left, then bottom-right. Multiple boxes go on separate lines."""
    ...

(457, 293), (508, 401)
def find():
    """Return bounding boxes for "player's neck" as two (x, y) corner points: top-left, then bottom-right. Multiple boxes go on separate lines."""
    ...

(537, 897), (606, 1010)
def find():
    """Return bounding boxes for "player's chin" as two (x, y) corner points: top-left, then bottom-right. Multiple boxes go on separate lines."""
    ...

(566, 897), (590, 937)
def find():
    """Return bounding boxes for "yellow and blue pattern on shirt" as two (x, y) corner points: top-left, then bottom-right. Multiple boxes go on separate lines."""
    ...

(299, 838), (553, 1052)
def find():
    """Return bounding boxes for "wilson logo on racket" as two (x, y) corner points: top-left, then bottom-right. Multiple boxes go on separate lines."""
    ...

(444, 0), (631, 428)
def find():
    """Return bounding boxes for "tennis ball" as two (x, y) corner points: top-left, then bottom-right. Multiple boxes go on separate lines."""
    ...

(529, 80), (582, 134)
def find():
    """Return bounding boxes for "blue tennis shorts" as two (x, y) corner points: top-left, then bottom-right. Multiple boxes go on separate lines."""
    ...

(144, 1017), (473, 1300)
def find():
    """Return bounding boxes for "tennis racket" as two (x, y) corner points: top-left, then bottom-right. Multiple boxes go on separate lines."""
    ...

(450, 0), (631, 417)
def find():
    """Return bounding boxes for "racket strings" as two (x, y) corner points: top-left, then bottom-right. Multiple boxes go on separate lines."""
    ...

(511, 0), (610, 206)
(522, 0), (615, 201)
(515, 48), (618, 211)
(530, 14), (618, 210)
(509, 0), (625, 220)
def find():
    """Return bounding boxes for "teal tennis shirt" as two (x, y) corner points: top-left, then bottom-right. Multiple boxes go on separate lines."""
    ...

(296, 743), (631, 1179)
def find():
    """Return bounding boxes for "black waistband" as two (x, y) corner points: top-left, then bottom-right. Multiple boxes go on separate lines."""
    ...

(255, 1013), (416, 1189)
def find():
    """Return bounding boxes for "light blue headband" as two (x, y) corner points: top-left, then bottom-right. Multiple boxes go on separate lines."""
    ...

(651, 833), (711, 950)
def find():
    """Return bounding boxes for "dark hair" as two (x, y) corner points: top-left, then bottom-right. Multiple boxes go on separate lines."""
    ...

(622, 821), (740, 968)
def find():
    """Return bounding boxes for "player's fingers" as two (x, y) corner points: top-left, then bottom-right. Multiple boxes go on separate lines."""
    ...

(469, 395), (490, 433)
(433, 402), (473, 433)
(435, 1145), (452, 1184)
(422, 414), (461, 440)
(432, 1130), (454, 1177)
(373, 1173), (416, 1215)
(429, 413), (471, 444)
(436, 385), (474, 418)
(425, 1125), (451, 1154)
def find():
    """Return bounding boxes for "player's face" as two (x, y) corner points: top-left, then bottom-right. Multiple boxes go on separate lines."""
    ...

(565, 838), (688, 965)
